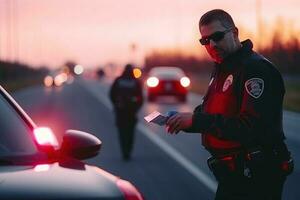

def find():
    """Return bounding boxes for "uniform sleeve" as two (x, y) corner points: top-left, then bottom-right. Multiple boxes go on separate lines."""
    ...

(191, 62), (282, 144)
(183, 104), (203, 133)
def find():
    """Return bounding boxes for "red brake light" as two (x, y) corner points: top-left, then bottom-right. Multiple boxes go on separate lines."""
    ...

(116, 179), (144, 200)
(33, 127), (58, 147)
(147, 77), (159, 87)
(180, 77), (190, 87)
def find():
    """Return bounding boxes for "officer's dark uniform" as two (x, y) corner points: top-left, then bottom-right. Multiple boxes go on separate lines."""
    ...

(188, 40), (293, 199)
(109, 65), (143, 160)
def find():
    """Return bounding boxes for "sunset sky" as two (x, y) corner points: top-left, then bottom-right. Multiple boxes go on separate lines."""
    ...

(0, 0), (299, 69)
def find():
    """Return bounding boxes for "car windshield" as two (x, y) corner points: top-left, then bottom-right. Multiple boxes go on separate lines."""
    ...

(0, 93), (38, 157)
(150, 67), (185, 79)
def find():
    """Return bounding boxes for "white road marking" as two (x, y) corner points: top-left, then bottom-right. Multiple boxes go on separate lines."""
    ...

(79, 79), (217, 192)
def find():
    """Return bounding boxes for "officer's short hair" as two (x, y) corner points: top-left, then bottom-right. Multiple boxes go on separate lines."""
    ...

(199, 9), (236, 29)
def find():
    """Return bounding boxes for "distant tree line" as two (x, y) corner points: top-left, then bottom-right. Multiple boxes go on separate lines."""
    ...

(0, 60), (48, 91)
(260, 35), (300, 74)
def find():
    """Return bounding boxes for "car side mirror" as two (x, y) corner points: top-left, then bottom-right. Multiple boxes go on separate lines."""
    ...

(60, 130), (102, 160)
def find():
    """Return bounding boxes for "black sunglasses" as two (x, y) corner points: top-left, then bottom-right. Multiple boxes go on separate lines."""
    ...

(199, 29), (232, 45)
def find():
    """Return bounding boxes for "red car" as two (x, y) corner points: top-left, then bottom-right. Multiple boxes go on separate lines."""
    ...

(146, 66), (190, 102)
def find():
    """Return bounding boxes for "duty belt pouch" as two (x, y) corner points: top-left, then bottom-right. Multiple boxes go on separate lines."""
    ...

(275, 149), (294, 176)
(246, 149), (294, 178)
(280, 158), (294, 176)
(207, 156), (237, 181)
(245, 149), (267, 178)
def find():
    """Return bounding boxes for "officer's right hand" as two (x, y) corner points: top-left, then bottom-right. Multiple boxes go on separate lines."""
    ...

(166, 112), (193, 134)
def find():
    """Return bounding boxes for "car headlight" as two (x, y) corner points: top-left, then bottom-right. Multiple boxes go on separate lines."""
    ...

(180, 77), (190, 87)
(147, 77), (159, 87)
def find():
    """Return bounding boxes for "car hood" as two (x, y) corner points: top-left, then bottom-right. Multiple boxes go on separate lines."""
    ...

(0, 160), (124, 200)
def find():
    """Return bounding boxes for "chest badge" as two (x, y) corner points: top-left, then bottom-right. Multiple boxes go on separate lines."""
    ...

(222, 74), (233, 92)
(245, 78), (264, 99)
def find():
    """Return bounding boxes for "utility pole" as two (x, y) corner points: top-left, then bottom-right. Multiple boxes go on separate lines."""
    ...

(6, 0), (12, 62)
(0, 1), (2, 60)
(13, 0), (19, 63)
(256, 0), (263, 51)
(175, 0), (182, 54)
(130, 43), (137, 65)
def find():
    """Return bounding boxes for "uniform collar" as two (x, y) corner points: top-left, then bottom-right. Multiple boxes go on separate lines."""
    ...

(216, 39), (253, 71)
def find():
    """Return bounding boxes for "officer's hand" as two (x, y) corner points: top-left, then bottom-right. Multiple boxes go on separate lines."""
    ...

(166, 112), (193, 134)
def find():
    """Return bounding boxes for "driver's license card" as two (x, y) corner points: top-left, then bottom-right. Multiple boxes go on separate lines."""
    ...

(144, 111), (168, 126)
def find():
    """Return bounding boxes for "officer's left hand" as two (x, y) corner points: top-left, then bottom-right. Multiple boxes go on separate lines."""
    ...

(166, 112), (193, 134)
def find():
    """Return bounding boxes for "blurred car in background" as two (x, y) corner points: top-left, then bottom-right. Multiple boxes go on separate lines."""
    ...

(146, 66), (190, 102)
(44, 70), (70, 87)
(0, 85), (144, 200)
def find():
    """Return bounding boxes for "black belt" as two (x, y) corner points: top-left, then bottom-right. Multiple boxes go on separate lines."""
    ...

(207, 146), (294, 179)
(206, 147), (245, 158)
(207, 142), (290, 159)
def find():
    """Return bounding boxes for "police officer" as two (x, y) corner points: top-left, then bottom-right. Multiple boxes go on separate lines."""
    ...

(165, 9), (293, 199)
(109, 64), (143, 160)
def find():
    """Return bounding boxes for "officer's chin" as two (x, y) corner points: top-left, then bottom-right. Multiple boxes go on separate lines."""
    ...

(209, 52), (223, 63)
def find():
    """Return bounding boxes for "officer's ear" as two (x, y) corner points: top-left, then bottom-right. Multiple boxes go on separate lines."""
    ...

(232, 27), (239, 37)
(232, 27), (240, 43)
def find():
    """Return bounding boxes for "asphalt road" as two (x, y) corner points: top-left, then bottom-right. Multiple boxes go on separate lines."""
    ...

(12, 77), (300, 200)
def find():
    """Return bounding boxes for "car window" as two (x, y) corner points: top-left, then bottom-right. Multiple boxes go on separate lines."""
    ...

(0, 94), (37, 156)
(150, 68), (185, 79)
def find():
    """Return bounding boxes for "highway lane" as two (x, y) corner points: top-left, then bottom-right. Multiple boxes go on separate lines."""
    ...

(12, 77), (300, 200)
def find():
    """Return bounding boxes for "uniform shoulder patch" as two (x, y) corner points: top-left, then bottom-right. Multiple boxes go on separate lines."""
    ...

(245, 78), (264, 99)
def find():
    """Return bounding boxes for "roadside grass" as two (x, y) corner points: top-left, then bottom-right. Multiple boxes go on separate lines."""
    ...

(1, 77), (43, 93)
(284, 79), (300, 112)
(189, 74), (300, 113)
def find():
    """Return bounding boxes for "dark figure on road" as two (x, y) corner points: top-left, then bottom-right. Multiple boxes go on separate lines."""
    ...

(165, 9), (293, 200)
(109, 64), (143, 160)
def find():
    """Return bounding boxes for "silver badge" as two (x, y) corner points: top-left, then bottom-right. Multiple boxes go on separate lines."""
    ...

(245, 78), (264, 99)
(222, 75), (233, 92)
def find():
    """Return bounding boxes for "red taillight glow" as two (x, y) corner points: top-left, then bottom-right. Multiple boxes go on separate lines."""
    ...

(147, 77), (159, 87)
(180, 77), (190, 87)
(116, 179), (144, 200)
(33, 127), (58, 147)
